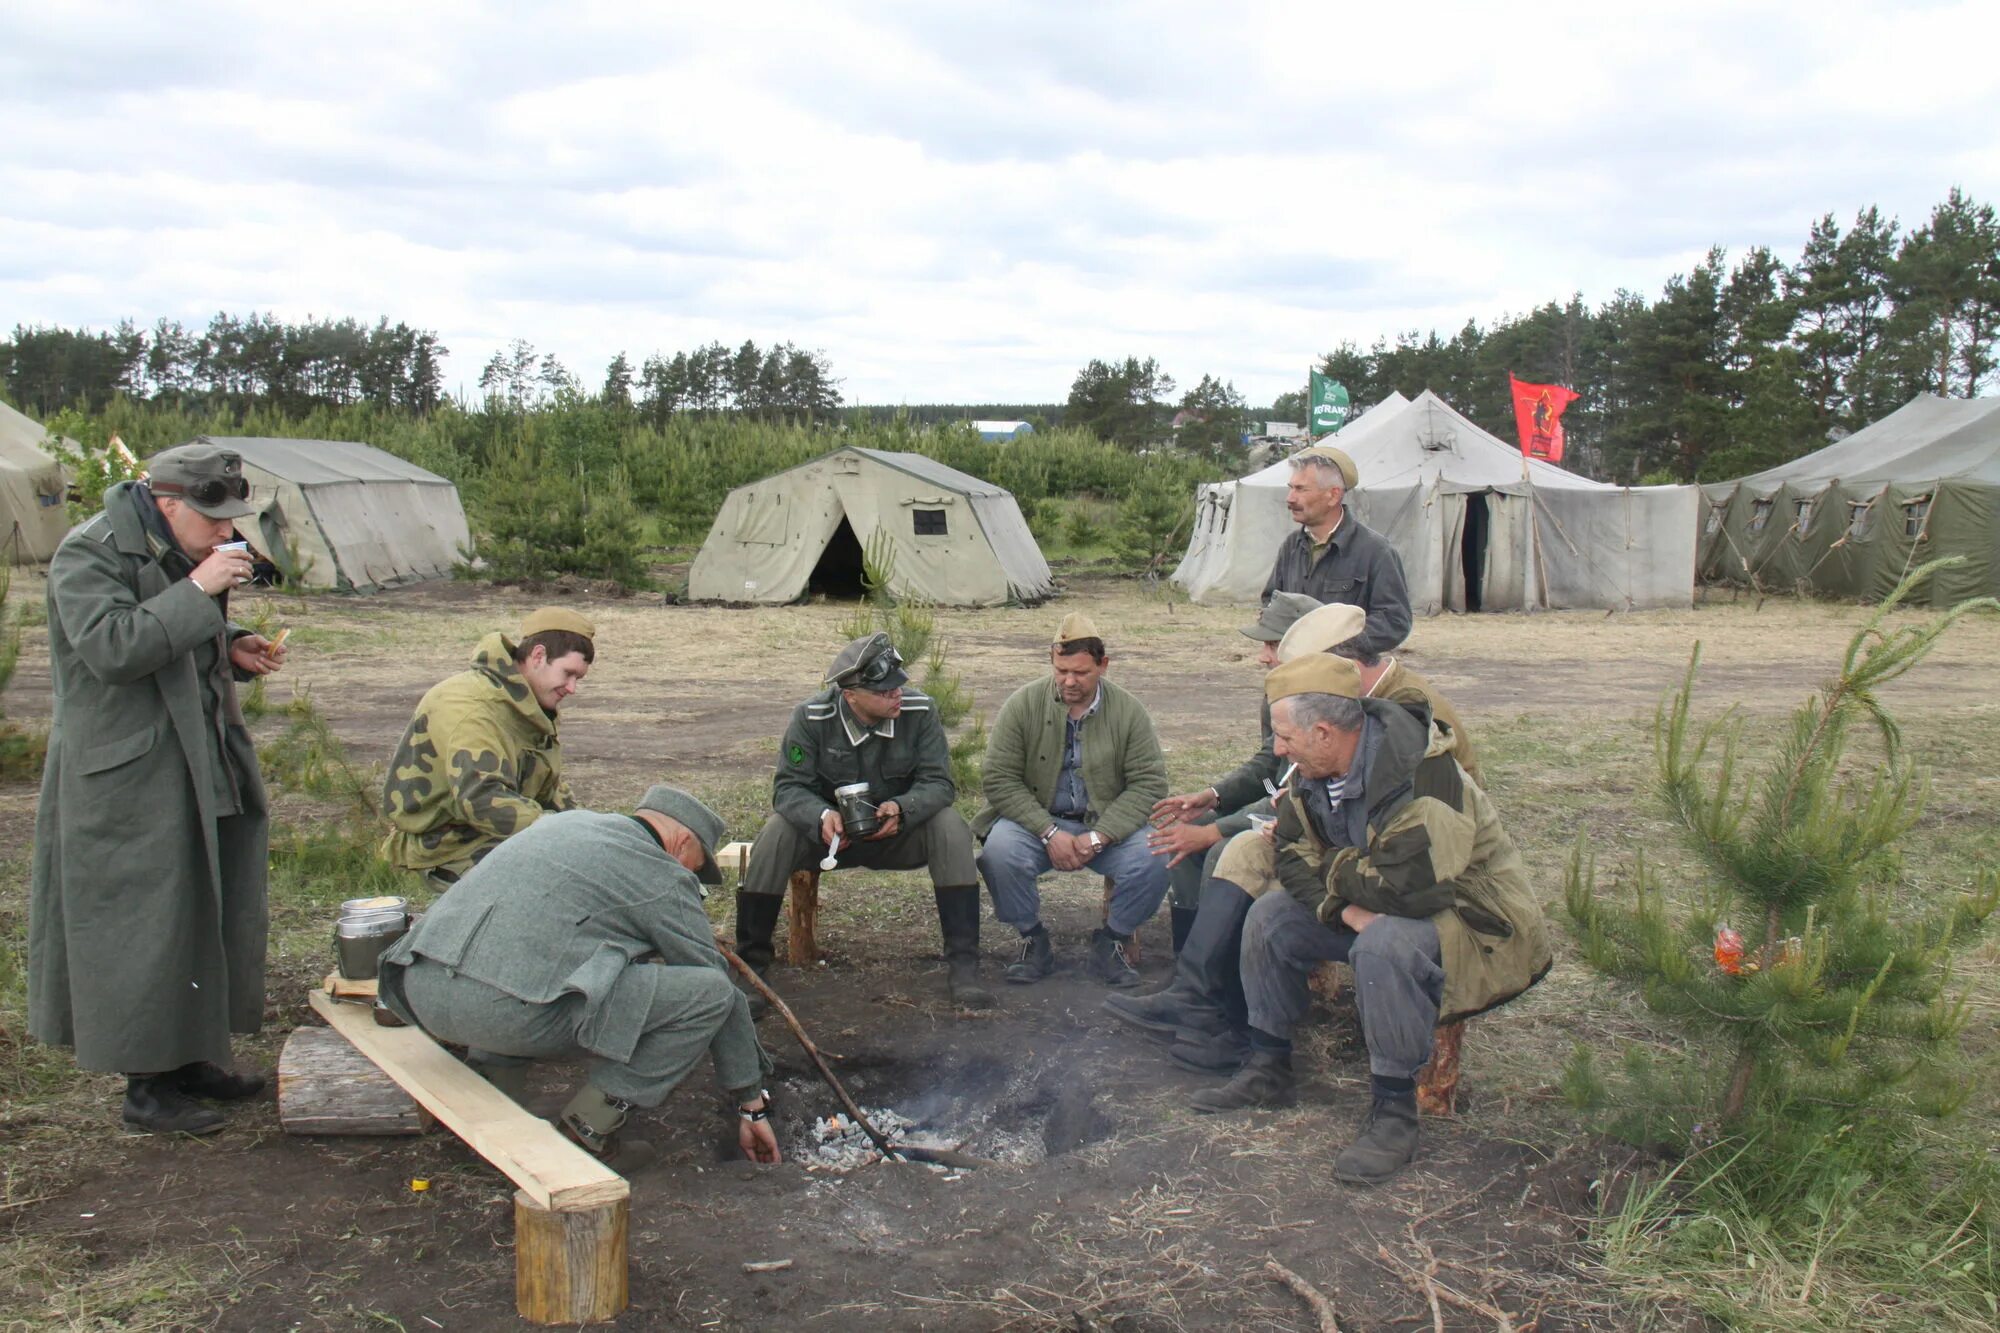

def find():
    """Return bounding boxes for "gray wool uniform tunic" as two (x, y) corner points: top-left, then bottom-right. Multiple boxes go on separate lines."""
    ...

(29, 481), (270, 1075)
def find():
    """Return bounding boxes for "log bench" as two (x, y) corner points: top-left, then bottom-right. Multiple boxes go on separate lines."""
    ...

(716, 840), (1146, 966)
(1310, 964), (1467, 1115)
(297, 987), (630, 1325)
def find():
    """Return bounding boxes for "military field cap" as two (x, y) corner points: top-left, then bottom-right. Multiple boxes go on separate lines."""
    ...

(1277, 602), (1369, 663)
(635, 784), (727, 885)
(1240, 591), (1323, 643)
(1265, 652), (1364, 705)
(1292, 444), (1359, 491)
(828, 630), (909, 691)
(1053, 610), (1102, 646)
(146, 444), (256, 519)
(519, 607), (597, 640)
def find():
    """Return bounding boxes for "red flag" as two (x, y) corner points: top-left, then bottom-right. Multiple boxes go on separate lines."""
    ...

(1508, 374), (1580, 464)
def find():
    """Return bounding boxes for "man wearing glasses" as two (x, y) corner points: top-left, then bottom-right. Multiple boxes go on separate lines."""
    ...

(29, 443), (286, 1135)
(733, 632), (991, 1008)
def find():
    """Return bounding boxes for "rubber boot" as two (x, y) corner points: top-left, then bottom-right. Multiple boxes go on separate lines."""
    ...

(1187, 1048), (1296, 1113)
(1103, 980), (1226, 1041)
(122, 1075), (226, 1135)
(169, 1060), (266, 1101)
(934, 886), (995, 1009)
(1333, 1094), (1421, 1184)
(733, 889), (786, 1019)
(559, 1085), (658, 1175)
(1180, 880), (1255, 1028)
(1087, 927), (1141, 987)
(1004, 924), (1056, 984)
(1170, 906), (1198, 957)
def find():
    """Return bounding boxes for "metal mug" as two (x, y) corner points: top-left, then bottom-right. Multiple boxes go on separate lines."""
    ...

(833, 781), (882, 839)
(334, 895), (410, 980)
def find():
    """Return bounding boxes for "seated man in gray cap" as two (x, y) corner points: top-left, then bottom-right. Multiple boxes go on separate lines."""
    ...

(378, 786), (778, 1173)
(1145, 592), (1336, 954)
(30, 441), (286, 1136)
(734, 632), (991, 1008)
(975, 612), (1170, 988)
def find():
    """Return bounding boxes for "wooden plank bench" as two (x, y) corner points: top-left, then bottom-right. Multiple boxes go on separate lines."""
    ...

(717, 840), (1146, 965)
(304, 989), (629, 1324)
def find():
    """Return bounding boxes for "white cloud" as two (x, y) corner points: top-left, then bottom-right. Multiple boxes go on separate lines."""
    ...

(1, 0), (1997, 405)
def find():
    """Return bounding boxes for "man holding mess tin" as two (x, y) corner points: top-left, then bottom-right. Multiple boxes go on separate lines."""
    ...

(733, 631), (991, 1009)
(28, 443), (286, 1136)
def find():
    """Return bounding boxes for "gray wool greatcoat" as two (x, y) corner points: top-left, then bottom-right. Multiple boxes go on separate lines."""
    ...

(28, 482), (270, 1074)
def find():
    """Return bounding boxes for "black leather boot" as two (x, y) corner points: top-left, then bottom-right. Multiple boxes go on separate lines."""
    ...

(1333, 1094), (1421, 1184)
(123, 1075), (226, 1135)
(170, 1061), (266, 1101)
(934, 886), (995, 1009)
(733, 890), (785, 1018)
(1005, 924), (1056, 984)
(1188, 1048), (1296, 1113)
(1170, 906), (1198, 956)
(1087, 928), (1141, 987)
(1177, 880), (1255, 1027)
(1103, 980), (1226, 1041)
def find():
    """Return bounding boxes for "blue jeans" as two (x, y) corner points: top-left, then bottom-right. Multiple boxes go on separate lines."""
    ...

(978, 817), (1169, 937)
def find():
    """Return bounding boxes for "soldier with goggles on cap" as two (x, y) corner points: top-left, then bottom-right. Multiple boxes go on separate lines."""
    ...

(733, 631), (992, 1009)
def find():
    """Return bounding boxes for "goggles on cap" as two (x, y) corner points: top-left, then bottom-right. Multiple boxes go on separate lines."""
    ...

(855, 647), (905, 689)
(152, 475), (250, 507)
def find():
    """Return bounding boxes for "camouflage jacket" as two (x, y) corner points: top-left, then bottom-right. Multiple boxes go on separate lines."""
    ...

(772, 687), (955, 838)
(380, 632), (575, 873)
(1270, 696), (1548, 1025)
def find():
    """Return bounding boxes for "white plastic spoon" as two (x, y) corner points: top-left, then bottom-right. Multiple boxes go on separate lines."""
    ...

(820, 833), (841, 871)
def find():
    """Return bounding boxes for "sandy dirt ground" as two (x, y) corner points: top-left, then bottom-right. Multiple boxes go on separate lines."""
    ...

(4, 572), (1997, 1331)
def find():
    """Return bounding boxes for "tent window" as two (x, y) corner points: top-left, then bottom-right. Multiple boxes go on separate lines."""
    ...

(1847, 501), (1873, 539)
(913, 508), (948, 536)
(1793, 498), (1814, 532)
(1749, 499), (1774, 533)
(1903, 496), (1932, 539)
(1704, 505), (1724, 535)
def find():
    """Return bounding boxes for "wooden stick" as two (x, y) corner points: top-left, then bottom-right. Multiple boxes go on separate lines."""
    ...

(1263, 1259), (1342, 1333)
(741, 1259), (793, 1274)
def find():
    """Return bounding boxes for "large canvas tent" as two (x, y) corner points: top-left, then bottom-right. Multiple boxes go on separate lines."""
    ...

(690, 445), (1052, 606)
(0, 399), (73, 564)
(1172, 390), (1696, 612)
(1698, 394), (2000, 605)
(184, 435), (471, 591)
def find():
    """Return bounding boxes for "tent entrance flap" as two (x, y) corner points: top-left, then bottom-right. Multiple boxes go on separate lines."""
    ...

(808, 515), (867, 599)
(1460, 491), (1490, 613)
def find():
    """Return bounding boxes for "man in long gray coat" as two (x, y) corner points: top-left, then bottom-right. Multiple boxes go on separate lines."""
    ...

(30, 444), (286, 1135)
(377, 787), (779, 1172)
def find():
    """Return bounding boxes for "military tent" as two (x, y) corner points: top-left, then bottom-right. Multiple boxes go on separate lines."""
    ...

(690, 445), (1052, 606)
(1697, 394), (2000, 605)
(1172, 390), (1696, 612)
(179, 435), (471, 591)
(0, 399), (73, 564)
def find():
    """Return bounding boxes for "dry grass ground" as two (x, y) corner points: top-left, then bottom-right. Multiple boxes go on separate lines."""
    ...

(2, 573), (1996, 1330)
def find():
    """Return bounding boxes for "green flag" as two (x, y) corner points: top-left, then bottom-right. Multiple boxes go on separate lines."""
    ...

(1309, 371), (1350, 437)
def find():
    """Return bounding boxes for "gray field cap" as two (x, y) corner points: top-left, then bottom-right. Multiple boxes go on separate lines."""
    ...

(1240, 591), (1324, 642)
(146, 444), (256, 519)
(635, 785), (727, 884)
(827, 631), (908, 691)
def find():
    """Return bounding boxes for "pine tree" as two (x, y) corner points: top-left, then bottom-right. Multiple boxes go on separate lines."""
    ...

(1565, 560), (1998, 1138)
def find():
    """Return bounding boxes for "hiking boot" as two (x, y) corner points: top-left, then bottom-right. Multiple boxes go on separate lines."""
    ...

(1333, 1094), (1420, 1185)
(123, 1075), (227, 1135)
(1188, 1049), (1296, 1113)
(1004, 926), (1056, 984)
(935, 886), (995, 1010)
(169, 1061), (265, 1101)
(560, 1085), (658, 1176)
(1086, 928), (1140, 988)
(1168, 1024), (1251, 1074)
(1103, 983), (1221, 1042)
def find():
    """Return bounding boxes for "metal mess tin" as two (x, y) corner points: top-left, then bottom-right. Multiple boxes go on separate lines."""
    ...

(833, 782), (882, 838)
(334, 895), (410, 980)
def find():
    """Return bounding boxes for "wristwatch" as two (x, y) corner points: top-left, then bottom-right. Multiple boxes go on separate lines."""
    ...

(1086, 831), (1105, 854)
(738, 1089), (772, 1122)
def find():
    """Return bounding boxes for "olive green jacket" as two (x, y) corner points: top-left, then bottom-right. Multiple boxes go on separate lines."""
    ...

(29, 482), (270, 1074)
(1271, 698), (1548, 1025)
(1373, 660), (1481, 787)
(380, 632), (575, 873)
(975, 675), (1168, 845)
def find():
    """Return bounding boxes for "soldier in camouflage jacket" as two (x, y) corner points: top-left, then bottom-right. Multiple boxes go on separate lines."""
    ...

(380, 608), (595, 881)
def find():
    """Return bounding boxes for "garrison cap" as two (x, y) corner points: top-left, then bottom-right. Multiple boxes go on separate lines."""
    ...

(635, 784), (727, 885)
(1266, 652), (1364, 706)
(1277, 602), (1369, 663)
(519, 607), (597, 641)
(1292, 443), (1359, 491)
(827, 631), (909, 691)
(1241, 591), (1323, 643)
(146, 443), (256, 519)
(1054, 610), (1102, 647)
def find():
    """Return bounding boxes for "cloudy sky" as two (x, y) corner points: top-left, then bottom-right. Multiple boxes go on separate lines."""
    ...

(3, 0), (1997, 406)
